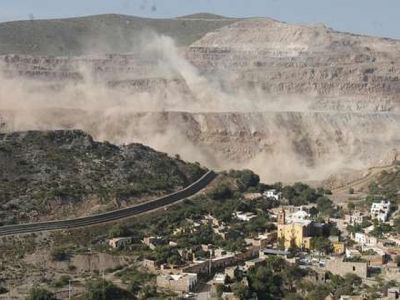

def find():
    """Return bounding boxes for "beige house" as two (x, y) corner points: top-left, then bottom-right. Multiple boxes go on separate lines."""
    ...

(325, 258), (368, 279)
(156, 273), (197, 293)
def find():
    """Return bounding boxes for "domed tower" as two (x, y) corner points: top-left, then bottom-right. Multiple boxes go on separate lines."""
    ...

(278, 208), (286, 225)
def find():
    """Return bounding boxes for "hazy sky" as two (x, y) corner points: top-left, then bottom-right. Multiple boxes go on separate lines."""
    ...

(0, 0), (399, 39)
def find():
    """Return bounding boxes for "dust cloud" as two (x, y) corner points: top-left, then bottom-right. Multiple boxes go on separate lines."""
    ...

(0, 32), (393, 183)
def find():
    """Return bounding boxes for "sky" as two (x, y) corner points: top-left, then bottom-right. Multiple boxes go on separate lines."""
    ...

(0, 0), (399, 39)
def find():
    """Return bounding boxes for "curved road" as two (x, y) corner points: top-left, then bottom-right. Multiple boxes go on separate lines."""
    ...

(0, 170), (217, 237)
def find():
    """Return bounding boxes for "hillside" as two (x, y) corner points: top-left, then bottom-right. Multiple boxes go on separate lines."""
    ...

(0, 130), (205, 224)
(0, 14), (238, 56)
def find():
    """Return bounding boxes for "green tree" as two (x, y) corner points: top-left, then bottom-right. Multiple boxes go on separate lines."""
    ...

(237, 170), (260, 191)
(208, 184), (233, 201)
(310, 237), (333, 254)
(248, 265), (283, 299)
(393, 217), (400, 233)
(108, 224), (130, 238)
(395, 255), (400, 267)
(50, 247), (68, 261)
(316, 196), (335, 216)
(25, 288), (56, 300)
(232, 282), (250, 300)
(86, 279), (130, 300)
(139, 285), (157, 300)
(284, 294), (304, 300)
(307, 284), (330, 300)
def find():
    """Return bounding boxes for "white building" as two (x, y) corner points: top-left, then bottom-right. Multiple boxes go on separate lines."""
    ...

(345, 248), (361, 259)
(108, 237), (132, 249)
(354, 232), (377, 246)
(286, 209), (310, 224)
(213, 273), (226, 285)
(263, 189), (281, 200)
(370, 200), (391, 222)
(345, 211), (368, 225)
(233, 211), (256, 222)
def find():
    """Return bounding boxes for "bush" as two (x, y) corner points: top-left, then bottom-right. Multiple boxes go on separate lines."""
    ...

(50, 247), (68, 261)
(229, 169), (260, 191)
(208, 184), (233, 200)
(25, 287), (56, 300)
(86, 279), (131, 300)
(52, 275), (71, 288)
(108, 224), (130, 238)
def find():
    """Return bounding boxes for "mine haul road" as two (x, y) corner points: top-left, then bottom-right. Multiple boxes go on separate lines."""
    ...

(0, 170), (217, 237)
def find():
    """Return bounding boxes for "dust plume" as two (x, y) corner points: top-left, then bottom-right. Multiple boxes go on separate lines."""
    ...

(1, 32), (399, 183)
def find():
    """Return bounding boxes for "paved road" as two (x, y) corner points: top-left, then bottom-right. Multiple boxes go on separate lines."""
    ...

(0, 170), (217, 237)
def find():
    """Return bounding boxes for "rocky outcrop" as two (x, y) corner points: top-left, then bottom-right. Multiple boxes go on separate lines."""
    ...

(0, 130), (205, 224)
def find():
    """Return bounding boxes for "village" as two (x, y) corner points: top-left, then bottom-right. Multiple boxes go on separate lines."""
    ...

(105, 182), (400, 300)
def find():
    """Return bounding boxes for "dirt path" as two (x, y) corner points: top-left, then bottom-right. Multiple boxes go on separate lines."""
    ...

(332, 164), (396, 194)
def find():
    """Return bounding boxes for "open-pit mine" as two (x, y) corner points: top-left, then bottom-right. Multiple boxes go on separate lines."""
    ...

(1, 15), (400, 182)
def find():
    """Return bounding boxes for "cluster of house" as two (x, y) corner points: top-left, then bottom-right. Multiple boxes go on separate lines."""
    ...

(106, 196), (399, 299)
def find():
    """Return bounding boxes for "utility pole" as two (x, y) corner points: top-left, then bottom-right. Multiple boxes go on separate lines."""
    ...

(102, 269), (105, 300)
(208, 250), (212, 274)
(68, 279), (71, 299)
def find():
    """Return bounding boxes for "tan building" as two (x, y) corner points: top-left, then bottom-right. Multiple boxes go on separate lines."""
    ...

(156, 273), (197, 293)
(363, 254), (385, 266)
(277, 221), (313, 249)
(333, 242), (345, 255)
(244, 258), (265, 270)
(142, 259), (158, 271)
(345, 211), (368, 225)
(245, 232), (276, 248)
(143, 236), (165, 250)
(325, 258), (368, 279)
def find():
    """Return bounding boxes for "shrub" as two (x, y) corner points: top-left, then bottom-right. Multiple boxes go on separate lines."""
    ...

(52, 275), (71, 288)
(208, 184), (233, 201)
(25, 287), (56, 300)
(50, 247), (68, 261)
(108, 224), (130, 238)
(86, 279), (131, 300)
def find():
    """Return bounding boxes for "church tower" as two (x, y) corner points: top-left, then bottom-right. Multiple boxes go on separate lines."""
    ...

(278, 208), (286, 225)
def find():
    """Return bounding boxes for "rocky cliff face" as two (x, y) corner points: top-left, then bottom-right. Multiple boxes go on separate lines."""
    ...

(186, 19), (400, 112)
(1, 17), (400, 182)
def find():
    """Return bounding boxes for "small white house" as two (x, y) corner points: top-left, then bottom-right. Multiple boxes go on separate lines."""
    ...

(344, 211), (368, 225)
(286, 209), (310, 224)
(108, 237), (132, 249)
(370, 200), (391, 222)
(233, 211), (256, 222)
(345, 248), (361, 258)
(354, 232), (377, 246)
(213, 273), (226, 285)
(263, 189), (281, 200)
